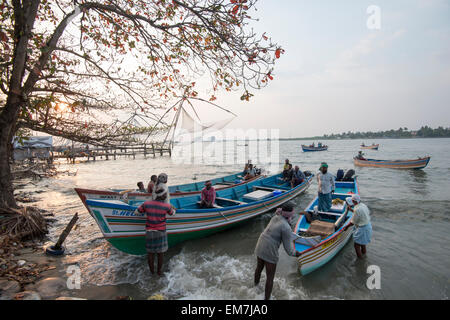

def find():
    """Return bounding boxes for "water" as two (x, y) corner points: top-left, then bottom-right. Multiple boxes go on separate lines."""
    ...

(16, 138), (450, 299)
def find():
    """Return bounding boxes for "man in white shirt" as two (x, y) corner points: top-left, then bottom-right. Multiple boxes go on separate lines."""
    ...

(344, 194), (373, 258)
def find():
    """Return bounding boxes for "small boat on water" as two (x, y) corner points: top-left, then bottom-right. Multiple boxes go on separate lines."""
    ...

(301, 144), (328, 152)
(361, 143), (379, 150)
(75, 171), (263, 209)
(354, 156), (430, 169)
(294, 178), (359, 275)
(82, 173), (313, 255)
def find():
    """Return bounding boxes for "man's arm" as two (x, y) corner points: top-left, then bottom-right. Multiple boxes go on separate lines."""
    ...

(134, 203), (145, 216)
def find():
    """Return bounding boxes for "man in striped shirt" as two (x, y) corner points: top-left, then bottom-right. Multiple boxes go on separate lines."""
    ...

(135, 191), (175, 275)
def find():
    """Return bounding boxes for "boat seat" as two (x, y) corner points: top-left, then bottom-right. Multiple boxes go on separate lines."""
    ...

(217, 181), (235, 185)
(215, 197), (246, 205)
(196, 201), (223, 209)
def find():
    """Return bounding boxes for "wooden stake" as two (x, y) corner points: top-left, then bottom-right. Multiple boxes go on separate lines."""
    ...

(54, 212), (79, 250)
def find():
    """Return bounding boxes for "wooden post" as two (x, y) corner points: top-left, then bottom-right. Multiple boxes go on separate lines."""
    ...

(152, 144), (155, 158)
(144, 144), (147, 157)
(54, 213), (79, 250)
(114, 150), (116, 160)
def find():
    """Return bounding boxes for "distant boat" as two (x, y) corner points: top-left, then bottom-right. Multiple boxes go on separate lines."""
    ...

(82, 173), (314, 255)
(301, 144), (328, 152)
(294, 178), (359, 275)
(354, 156), (430, 169)
(75, 171), (263, 210)
(360, 144), (379, 150)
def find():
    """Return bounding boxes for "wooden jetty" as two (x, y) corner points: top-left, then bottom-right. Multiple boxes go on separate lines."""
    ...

(51, 143), (172, 164)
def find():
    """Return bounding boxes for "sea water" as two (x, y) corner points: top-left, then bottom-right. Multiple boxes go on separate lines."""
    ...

(15, 138), (450, 299)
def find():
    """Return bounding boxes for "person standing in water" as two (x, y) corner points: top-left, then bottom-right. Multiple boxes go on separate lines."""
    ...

(254, 202), (301, 300)
(135, 190), (175, 276)
(344, 194), (372, 258)
(317, 162), (335, 212)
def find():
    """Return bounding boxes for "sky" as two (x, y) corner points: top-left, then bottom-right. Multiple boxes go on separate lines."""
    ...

(199, 0), (450, 138)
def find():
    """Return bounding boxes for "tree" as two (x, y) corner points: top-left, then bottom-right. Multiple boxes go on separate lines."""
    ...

(0, 0), (283, 208)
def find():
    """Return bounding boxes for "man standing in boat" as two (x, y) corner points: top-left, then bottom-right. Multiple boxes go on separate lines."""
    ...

(317, 162), (335, 212)
(344, 194), (372, 259)
(200, 180), (216, 208)
(135, 189), (175, 276)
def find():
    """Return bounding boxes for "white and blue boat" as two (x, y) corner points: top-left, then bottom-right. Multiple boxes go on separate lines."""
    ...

(82, 173), (314, 255)
(294, 178), (359, 275)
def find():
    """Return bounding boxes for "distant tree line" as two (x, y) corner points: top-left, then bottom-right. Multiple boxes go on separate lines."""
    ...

(321, 126), (450, 140)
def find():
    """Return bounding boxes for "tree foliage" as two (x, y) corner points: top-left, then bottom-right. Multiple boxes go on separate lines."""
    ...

(0, 0), (283, 146)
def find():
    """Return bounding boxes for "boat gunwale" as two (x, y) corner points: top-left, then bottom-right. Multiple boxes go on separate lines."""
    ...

(86, 175), (314, 214)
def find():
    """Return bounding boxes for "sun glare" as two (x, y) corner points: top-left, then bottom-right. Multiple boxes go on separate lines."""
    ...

(55, 102), (69, 113)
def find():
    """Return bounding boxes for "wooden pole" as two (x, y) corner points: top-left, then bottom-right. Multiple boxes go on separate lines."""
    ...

(54, 212), (79, 250)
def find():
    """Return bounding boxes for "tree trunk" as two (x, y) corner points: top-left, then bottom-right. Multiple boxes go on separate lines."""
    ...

(0, 116), (17, 209)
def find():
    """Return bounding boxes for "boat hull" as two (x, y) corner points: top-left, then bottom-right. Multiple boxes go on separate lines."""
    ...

(361, 144), (379, 150)
(354, 156), (430, 169)
(85, 175), (313, 255)
(301, 145), (328, 152)
(297, 224), (353, 275)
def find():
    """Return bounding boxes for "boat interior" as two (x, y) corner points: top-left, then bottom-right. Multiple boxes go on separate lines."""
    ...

(168, 172), (249, 193)
(294, 181), (357, 252)
(166, 173), (298, 210)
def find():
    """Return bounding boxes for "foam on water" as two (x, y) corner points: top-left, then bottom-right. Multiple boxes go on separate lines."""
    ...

(160, 250), (310, 300)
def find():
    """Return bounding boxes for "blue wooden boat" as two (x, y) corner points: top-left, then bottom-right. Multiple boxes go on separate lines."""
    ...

(294, 179), (359, 275)
(301, 145), (328, 152)
(75, 171), (263, 209)
(83, 173), (313, 255)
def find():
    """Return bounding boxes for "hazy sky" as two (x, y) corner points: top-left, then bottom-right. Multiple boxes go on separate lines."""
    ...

(200, 0), (450, 138)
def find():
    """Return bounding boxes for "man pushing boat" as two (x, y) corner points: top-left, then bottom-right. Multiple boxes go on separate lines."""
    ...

(344, 195), (373, 259)
(254, 202), (301, 300)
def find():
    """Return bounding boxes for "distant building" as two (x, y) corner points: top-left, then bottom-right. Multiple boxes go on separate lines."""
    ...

(13, 136), (53, 161)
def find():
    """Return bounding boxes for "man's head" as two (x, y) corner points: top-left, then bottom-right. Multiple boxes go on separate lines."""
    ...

(320, 162), (328, 173)
(295, 165), (299, 171)
(137, 181), (144, 190)
(288, 163), (293, 169)
(351, 194), (361, 206)
(157, 173), (168, 184)
(150, 175), (158, 183)
(285, 159), (289, 164)
(249, 164), (253, 169)
(205, 180), (212, 190)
